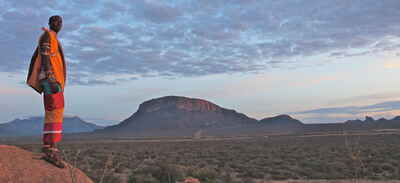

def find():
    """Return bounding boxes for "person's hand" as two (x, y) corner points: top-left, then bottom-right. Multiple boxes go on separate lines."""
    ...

(46, 71), (56, 82)
(46, 71), (59, 93)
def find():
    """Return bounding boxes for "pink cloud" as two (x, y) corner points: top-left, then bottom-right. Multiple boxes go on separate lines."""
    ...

(384, 61), (400, 69)
(0, 86), (31, 95)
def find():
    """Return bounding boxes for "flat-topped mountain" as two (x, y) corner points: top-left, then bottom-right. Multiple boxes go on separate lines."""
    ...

(98, 96), (259, 136)
(93, 96), (307, 137)
(0, 116), (103, 137)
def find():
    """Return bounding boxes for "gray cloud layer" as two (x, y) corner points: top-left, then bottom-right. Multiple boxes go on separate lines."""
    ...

(292, 101), (400, 123)
(294, 101), (400, 115)
(1, 0), (400, 85)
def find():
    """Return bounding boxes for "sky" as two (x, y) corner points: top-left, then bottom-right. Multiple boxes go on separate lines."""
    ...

(1, 0), (400, 125)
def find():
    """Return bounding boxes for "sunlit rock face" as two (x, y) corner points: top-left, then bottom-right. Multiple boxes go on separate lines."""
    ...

(138, 96), (221, 113)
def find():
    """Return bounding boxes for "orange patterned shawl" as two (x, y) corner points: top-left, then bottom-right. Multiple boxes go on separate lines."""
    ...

(27, 28), (66, 94)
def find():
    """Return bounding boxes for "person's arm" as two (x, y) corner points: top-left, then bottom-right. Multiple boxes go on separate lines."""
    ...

(39, 32), (56, 82)
(27, 47), (39, 81)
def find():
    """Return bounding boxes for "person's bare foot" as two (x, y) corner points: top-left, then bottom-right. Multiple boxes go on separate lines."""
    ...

(41, 146), (65, 168)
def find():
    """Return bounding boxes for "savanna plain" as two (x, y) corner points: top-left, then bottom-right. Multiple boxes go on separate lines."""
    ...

(10, 133), (400, 183)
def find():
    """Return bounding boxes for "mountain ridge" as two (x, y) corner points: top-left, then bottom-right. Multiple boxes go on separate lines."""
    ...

(4, 96), (400, 138)
(95, 96), (303, 136)
(0, 116), (103, 137)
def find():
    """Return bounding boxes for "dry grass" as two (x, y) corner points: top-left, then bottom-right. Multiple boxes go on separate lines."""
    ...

(14, 133), (400, 183)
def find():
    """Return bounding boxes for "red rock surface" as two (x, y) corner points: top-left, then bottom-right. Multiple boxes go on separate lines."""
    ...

(0, 145), (93, 183)
(138, 96), (221, 113)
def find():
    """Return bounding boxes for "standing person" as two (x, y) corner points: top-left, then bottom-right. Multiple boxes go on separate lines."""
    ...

(26, 15), (66, 168)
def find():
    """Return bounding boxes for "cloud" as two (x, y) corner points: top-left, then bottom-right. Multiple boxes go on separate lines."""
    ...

(295, 101), (400, 115)
(0, 86), (31, 95)
(142, 1), (182, 23)
(384, 61), (400, 69)
(327, 92), (400, 107)
(1, 0), (400, 86)
(292, 100), (400, 123)
(362, 101), (400, 111)
(293, 109), (400, 124)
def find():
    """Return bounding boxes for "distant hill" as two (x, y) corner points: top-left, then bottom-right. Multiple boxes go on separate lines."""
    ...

(302, 116), (400, 133)
(344, 116), (400, 129)
(94, 96), (305, 137)
(93, 96), (400, 138)
(260, 114), (303, 126)
(253, 114), (304, 133)
(0, 116), (103, 137)
(10, 96), (396, 139)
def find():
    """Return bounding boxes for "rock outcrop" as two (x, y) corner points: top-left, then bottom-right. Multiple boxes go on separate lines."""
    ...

(0, 145), (93, 183)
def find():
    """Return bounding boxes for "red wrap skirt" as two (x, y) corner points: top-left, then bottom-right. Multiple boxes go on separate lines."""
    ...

(41, 79), (64, 145)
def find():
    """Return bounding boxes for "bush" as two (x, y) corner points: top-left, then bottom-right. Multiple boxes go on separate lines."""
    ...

(152, 162), (183, 183)
(187, 167), (218, 183)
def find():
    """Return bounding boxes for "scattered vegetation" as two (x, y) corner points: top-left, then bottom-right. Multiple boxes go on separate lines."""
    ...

(17, 134), (400, 182)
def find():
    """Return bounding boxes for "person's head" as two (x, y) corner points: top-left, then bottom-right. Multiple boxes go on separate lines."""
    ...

(48, 15), (62, 33)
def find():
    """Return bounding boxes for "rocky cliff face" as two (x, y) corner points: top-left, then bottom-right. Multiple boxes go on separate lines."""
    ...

(137, 96), (222, 113)
(0, 145), (93, 183)
(98, 96), (258, 135)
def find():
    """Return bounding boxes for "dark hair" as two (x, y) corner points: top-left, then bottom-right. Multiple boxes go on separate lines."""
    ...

(49, 15), (62, 24)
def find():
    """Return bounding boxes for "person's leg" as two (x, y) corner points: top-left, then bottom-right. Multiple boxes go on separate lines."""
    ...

(41, 79), (64, 150)
(41, 79), (65, 168)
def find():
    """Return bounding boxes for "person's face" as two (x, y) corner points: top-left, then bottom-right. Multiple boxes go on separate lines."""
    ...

(49, 18), (62, 33)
